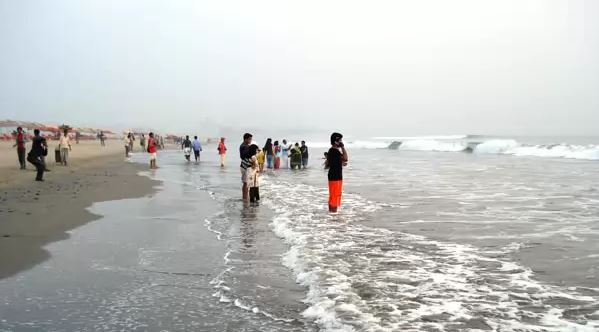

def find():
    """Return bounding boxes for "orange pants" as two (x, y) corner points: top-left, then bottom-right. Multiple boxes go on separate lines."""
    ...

(328, 180), (343, 208)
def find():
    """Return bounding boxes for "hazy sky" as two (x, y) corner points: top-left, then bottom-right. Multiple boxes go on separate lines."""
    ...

(0, 0), (597, 136)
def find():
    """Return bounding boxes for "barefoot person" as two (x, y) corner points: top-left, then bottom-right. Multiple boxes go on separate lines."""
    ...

(124, 133), (131, 158)
(58, 129), (72, 166)
(182, 135), (192, 162)
(27, 129), (48, 182)
(148, 132), (158, 169)
(239, 133), (253, 201)
(327, 132), (348, 213)
(218, 137), (227, 167)
(263, 138), (274, 169)
(192, 136), (203, 163)
(13, 126), (26, 170)
(247, 144), (261, 203)
(300, 141), (309, 169)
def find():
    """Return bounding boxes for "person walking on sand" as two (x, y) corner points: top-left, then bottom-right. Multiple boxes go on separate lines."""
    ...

(182, 135), (192, 162)
(240, 133), (253, 201)
(300, 141), (309, 169)
(273, 140), (281, 169)
(59, 129), (72, 166)
(148, 132), (158, 169)
(281, 139), (289, 169)
(263, 138), (274, 169)
(13, 126), (26, 170)
(326, 132), (348, 213)
(192, 136), (203, 163)
(140, 134), (146, 152)
(218, 137), (227, 167)
(27, 129), (48, 181)
(99, 131), (106, 146)
(128, 132), (135, 153)
(124, 133), (131, 158)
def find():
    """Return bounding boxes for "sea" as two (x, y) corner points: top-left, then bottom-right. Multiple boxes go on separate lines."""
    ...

(1, 135), (598, 331)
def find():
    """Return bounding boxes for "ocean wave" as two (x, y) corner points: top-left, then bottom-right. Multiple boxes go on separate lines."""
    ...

(261, 177), (599, 332)
(474, 140), (599, 161)
(398, 139), (467, 152)
(305, 137), (599, 161)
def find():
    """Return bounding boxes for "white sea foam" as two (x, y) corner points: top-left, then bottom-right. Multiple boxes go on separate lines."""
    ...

(398, 139), (467, 152)
(474, 140), (599, 160)
(260, 176), (599, 332)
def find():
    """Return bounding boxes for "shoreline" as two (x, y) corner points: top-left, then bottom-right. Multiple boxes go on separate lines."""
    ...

(0, 152), (160, 280)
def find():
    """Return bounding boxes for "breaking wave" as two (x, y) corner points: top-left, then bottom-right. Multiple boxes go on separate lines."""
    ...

(307, 136), (599, 161)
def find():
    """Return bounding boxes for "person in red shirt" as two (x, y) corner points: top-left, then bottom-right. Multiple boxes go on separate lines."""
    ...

(13, 127), (26, 170)
(147, 132), (158, 169)
(217, 137), (227, 167)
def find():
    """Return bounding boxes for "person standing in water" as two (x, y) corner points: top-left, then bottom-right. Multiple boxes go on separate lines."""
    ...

(58, 129), (72, 166)
(290, 143), (302, 169)
(273, 141), (281, 169)
(300, 141), (309, 169)
(13, 126), (26, 170)
(182, 135), (192, 162)
(140, 134), (146, 152)
(148, 132), (158, 169)
(281, 139), (289, 169)
(263, 138), (274, 169)
(326, 132), (348, 213)
(192, 136), (203, 163)
(218, 137), (227, 167)
(247, 144), (261, 203)
(27, 129), (48, 181)
(240, 133), (253, 201)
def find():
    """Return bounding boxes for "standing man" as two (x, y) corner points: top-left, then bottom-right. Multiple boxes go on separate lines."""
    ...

(13, 127), (26, 170)
(59, 129), (72, 166)
(192, 136), (203, 163)
(240, 133), (253, 201)
(148, 132), (158, 169)
(300, 141), (309, 169)
(218, 137), (227, 167)
(140, 134), (146, 152)
(99, 131), (106, 146)
(27, 129), (48, 181)
(327, 132), (348, 213)
(128, 133), (135, 153)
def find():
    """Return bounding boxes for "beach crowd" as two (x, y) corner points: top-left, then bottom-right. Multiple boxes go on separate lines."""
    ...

(12, 128), (348, 212)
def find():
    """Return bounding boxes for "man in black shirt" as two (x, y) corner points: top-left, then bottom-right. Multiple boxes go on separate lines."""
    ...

(182, 135), (192, 162)
(239, 133), (253, 201)
(27, 129), (48, 181)
(300, 141), (309, 169)
(327, 132), (348, 212)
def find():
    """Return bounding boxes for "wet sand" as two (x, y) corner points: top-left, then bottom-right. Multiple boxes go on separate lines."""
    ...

(0, 147), (159, 280)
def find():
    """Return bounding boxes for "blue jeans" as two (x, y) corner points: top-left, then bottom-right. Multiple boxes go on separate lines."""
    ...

(266, 155), (274, 169)
(301, 157), (308, 168)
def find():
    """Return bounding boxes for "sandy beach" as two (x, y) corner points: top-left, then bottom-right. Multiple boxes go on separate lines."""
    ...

(0, 140), (159, 280)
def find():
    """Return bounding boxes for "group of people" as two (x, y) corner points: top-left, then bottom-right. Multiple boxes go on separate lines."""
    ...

(238, 133), (346, 212)
(12, 127), (50, 181)
(181, 135), (204, 163)
(12, 127), (75, 181)
(124, 132), (165, 158)
(261, 139), (309, 170)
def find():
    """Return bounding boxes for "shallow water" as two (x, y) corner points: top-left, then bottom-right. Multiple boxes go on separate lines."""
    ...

(1, 145), (598, 331)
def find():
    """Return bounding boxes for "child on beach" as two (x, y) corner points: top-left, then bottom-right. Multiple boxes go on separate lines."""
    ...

(247, 144), (260, 203)
(256, 148), (265, 172)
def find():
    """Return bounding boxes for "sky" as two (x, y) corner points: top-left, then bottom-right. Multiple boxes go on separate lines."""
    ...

(0, 0), (598, 137)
